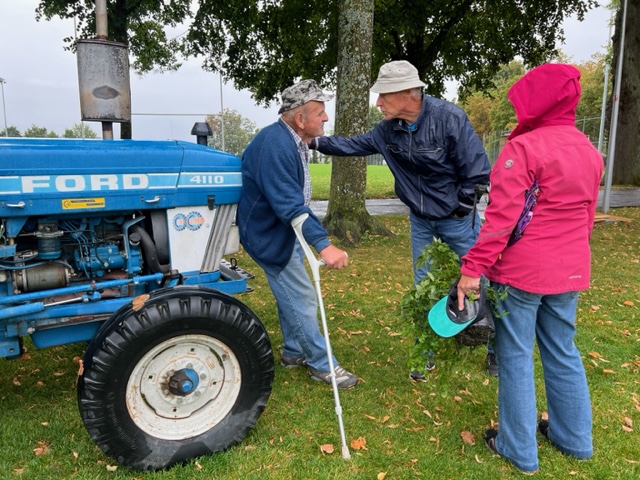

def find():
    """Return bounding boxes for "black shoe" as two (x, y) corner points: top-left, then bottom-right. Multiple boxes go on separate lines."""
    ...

(486, 352), (499, 377)
(280, 353), (307, 368)
(538, 419), (549, 439)
(410, 362), (435, 381)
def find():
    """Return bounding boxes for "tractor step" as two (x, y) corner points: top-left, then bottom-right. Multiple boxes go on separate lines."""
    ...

(220, 259), (255, 280)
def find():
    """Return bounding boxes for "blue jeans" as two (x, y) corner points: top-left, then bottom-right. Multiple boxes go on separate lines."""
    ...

(409, 211), (481, 283)
(491, 284), (592, 472)
(263, 241), (337, 372)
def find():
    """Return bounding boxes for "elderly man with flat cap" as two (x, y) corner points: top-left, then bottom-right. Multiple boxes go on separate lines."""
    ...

(310, 61), (493, 380)
(238, 79), (358, 389)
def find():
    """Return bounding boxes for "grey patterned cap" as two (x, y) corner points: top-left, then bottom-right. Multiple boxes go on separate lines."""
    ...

(278, 79), (334, 114)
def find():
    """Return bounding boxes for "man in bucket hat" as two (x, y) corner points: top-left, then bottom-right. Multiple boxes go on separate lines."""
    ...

(238, 79), (358, 389)
(309, 60), (494, 379)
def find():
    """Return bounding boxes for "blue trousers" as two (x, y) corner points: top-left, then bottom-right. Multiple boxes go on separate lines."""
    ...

(264, 241), (337, 372)
(491, 284), (593, 472)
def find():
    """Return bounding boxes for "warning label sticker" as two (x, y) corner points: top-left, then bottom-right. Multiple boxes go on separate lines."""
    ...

(62, 198), (106, 210)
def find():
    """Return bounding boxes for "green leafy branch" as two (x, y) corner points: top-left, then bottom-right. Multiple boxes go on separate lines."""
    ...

(400, 239), (461, 376)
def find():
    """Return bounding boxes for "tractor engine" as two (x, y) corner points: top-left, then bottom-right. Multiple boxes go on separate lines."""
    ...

(7, 216), (141, 294)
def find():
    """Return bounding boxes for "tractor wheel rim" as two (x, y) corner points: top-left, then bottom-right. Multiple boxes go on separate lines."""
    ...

(126, 333), (242, 440)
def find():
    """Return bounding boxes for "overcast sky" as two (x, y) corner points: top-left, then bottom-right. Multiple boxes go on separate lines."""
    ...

(1, 1), (613, 142)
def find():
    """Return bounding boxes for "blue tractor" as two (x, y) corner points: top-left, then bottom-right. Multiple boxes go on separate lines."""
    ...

(0, 132), (274, 470)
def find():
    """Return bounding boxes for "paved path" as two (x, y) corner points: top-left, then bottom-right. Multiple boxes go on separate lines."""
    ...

(310, 188), (640, 218)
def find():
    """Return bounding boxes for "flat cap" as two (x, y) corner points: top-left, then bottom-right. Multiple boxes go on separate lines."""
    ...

(279, 79), (334, 114)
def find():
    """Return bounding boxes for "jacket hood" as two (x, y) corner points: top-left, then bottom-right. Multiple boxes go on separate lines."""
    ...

(508, 63), (581, 140)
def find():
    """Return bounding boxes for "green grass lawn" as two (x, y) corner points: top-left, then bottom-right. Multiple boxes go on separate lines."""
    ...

(1, 207), (639, 479)
(309, 164), (396, 200)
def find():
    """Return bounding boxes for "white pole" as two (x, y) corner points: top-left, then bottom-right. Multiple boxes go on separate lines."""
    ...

(0, 78), (7, 137)
(597, 13), (614, 154)
(603, 0), (628, 214)
(220, 72), (225, 151)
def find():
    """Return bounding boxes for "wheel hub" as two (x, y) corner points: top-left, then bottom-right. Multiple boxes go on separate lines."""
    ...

(168, 368), (200, 396)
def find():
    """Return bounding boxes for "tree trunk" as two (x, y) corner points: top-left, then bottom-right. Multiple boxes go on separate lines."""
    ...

(324, 0), (392, 245)
(611, 0), (640, 185)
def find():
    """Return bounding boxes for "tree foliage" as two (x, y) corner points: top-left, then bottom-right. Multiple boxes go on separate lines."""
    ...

(205, 109), (258, 158)
(23, 124), (58, 138)
(36, 0), (191, 74)
(182, 0), (597, 104)
(459, 55), (612, 145)
(367, 104), (384, 131)
(0, 126), (22, 137)
(63, 122), (98, 138)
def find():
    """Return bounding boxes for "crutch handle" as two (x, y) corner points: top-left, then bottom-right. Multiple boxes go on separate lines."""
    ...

(291, 213), (323, 281)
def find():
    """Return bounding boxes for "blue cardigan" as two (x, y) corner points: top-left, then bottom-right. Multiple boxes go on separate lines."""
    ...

(237, 119), (330, 275)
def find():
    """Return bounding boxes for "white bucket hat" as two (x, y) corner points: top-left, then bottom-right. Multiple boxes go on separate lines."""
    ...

(371, 60), (426, 94)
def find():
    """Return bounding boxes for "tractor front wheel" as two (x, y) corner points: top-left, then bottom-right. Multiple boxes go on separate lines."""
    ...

(77, 286), (274, 471)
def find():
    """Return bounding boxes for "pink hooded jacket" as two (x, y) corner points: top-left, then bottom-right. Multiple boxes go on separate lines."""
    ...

(461, 64), (604, 294)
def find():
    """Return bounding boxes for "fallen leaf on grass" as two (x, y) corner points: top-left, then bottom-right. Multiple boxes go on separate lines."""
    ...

(602, 369), (616, 374)
(623, 300), (635, 307)
(588, 351), (604, 359)
(624, 417), (633, 428)
(377, 472), (387, 480)
(351, 437), (367, 450)
(320, 444), (335, 454)
(460, 430), (475, 445)
(474, 454), (484, 463)
(106, 465), (117, 472)
(33, 441), (50, 456)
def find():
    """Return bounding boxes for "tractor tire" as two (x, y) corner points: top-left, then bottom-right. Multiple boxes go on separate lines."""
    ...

(77, 286), (274, 471)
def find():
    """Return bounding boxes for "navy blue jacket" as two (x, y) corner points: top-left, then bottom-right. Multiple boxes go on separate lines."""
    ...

(312, 96), (490, 219)
(238, 119), (330, 275)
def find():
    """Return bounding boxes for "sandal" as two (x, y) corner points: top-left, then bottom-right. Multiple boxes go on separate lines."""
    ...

(484, 428), (500, 455)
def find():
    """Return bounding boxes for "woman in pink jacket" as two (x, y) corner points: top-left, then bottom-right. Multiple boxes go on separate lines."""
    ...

(457, 63), (604, 473)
